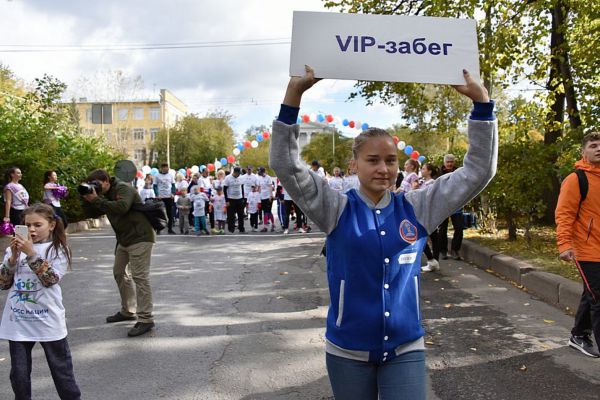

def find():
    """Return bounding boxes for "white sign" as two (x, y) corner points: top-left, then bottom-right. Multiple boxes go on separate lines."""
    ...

(290, 11), (480, 85)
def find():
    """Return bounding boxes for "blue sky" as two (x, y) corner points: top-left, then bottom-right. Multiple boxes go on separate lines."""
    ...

(0, 0), (410, 140)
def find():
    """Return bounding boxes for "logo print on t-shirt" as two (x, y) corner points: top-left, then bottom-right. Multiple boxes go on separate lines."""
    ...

(399, 219), (418, 244)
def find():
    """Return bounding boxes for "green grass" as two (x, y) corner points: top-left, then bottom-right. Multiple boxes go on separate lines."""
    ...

(463, 226), (581, 282)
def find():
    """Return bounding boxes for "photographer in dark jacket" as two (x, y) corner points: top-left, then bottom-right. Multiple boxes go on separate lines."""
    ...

(80, 169), (156, 337)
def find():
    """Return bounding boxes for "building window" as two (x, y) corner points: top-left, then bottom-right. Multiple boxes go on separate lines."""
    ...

(91, 103), (112, 124)
(150, 107), (161, 120)
(118, 108), (129, 121)
(149, 128), (159, 141)
(134, 149), (145, 161)
(119, 128), (129, 142)
(133, 128), (145, 141)
(133, 107), (144, 120)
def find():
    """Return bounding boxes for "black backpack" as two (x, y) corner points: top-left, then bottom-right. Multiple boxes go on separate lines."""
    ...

(132, 198), (168, 231)
(575, 169), (588, 214)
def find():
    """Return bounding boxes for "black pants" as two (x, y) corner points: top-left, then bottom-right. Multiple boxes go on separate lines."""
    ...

(250, 212), (259, 229)
(439, 213), (463, 254)
(205, 201), (214, 229)
(9, 338), (81, 400)
(9, 207), (23, 225)
(52, 205), (68, 229)
(227, 198), (245, 233)
(160, 198), (175, 231)
(423, 229), (440, 261)
(572, 261), (600, 349)
(283, 200), (295, 229)
(295, 204), (306, 228)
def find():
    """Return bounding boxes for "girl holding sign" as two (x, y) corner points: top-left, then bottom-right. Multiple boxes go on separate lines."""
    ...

(270, 65), (497, 399)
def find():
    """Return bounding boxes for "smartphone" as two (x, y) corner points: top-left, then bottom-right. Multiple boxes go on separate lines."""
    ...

(14, 225), (28, 238)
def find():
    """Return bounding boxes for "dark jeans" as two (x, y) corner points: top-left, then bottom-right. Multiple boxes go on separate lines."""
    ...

(282, 200), (295, 229)
(227, 198), (245, 233)
(160, 197), (175, 231)
(326, 351), (426, 400)
(9, 338), (81, 400)
(439, 212), (463, 254)
(572, 261), (600, 349)
(423, 229), (440, 261)
(9, 207), (24, 226)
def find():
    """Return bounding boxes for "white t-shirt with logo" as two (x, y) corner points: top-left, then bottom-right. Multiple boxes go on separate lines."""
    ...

(223, 174), (243, 199)
(241, 173), (259, 199)
(257, 175), (273, 200)
(329, 176), (344, 192)
(153, 172), (175, 198)
(0, 242), (68, 341)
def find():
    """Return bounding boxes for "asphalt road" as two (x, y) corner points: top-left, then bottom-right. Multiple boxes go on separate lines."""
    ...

(0, 226), (598, 399)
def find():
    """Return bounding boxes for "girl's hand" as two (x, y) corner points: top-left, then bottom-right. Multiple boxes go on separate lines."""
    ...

(13, 232), (34, 258)
(8, 237), (20, 264)
(283, 65), (321, 107)
(453, 69), (490, 103)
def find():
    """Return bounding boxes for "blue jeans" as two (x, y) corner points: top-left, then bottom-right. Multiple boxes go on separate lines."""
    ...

(326, 351), (426, 400)
(9, 338), (81, 399)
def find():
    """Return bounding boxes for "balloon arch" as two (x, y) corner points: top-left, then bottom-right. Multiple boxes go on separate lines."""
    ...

(136, 112), (425, 178)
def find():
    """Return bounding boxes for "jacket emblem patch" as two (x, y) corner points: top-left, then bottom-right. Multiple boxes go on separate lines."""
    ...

(399, 219), (418, 244)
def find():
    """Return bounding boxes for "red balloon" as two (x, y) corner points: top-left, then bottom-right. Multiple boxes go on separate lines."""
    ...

(207, 163), (215, 171)
(348, 120), (355, 128)
(262, 131), (270, 139)
(410, 151), (420, 160)
(393, 136), (399, 144)
(302, 114), (310, 123)
(325, 114), (334, 123)
(227, 155), (235, 163)
(136, 170), (143, 178)
(186, 168), (191, 176)
(244, 141), (251, 148)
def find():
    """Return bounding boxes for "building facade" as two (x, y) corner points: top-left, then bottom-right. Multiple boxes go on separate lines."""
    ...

(74, 89), (187, 167)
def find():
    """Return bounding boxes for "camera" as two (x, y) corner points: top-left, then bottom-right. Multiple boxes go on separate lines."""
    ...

(78, 180), (102, 196)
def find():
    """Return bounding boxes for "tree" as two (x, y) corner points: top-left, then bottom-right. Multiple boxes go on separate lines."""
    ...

(151, 112), (235, 169)
(301, 131), (354, 174)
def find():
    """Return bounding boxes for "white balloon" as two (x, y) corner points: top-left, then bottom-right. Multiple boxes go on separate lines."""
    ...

(168, 168), (176, 177)
(355, 121), (362, 129)
(251, 140), (259, 148)
(141, 165), (151, 175)
(397, 141), (406, 151)
(233, 148), (241, 156)
(214, 161), (222, 169)
(191, 165), (199, 174)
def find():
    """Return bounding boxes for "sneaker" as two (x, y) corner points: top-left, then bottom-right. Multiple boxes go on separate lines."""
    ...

(569, 335), (600, 358)
(441, 252), (448, 260)
(421, 259), (440, 272)
(106, 312), (136, 323)
(168, 230), (176, 235)
(271, 226), (275, 232)
(127, 322), (155, 337)
(252, 228), (257, 232)
(283, 229), (289, 235)
(260, 227), (268, 232)
(298, 227), (306, 233)
(451, 250), (462, 260)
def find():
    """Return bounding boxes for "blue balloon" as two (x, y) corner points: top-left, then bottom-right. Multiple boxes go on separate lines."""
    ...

(404, 145), (413, 156)
(317, 114), (325, 122)
(237, 143), (244, 151)
(150, 168), (159, 176)
(361, 122), (369, 130)
(256, 135), (263, 142)
(297, 117), (302, 124)
(178, 168), (186, 176)
(220, 157), (228, 166)
(200, 165), (206, 171)
(418, 156), (426, 163)
(342, 119), (349, 126)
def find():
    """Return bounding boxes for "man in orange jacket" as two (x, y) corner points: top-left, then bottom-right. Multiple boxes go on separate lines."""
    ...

(556, 132), (600, 357)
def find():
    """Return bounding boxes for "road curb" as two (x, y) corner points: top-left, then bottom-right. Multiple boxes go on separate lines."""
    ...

(457, 239), (581, 313)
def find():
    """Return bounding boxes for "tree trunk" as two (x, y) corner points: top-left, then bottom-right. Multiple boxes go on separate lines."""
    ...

(507, 210), (517, 241)
(552, 1), (582, 130)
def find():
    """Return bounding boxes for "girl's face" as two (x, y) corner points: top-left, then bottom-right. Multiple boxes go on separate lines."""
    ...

(404, 160), (415, 173)
(422, 165), (431, 178)
(354, 136), (398, 196)
(50, 172), (57, 182)
(24, 213), (55, 243)
(11, 169), (22, 182)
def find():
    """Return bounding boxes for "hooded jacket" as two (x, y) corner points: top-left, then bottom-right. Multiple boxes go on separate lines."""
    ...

(556, 159), (600, 262)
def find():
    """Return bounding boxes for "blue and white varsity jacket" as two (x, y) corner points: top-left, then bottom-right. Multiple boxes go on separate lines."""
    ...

(270, 102), (497, 364)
